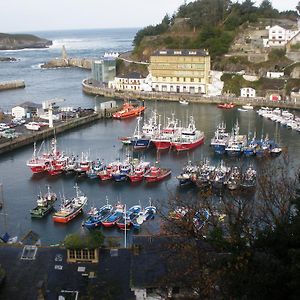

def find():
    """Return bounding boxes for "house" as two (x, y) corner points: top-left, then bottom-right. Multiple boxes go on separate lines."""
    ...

(240, 87), (256, 98)
(108, 72), (146, 91)
(266, 25), (299, 47)
(149, 49), (211, 94)
(11, 101), (43, 119)
(266, 71), (284, 79)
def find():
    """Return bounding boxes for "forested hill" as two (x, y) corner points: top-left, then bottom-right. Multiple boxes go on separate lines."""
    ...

(0, 33), (52, 50)
(132, 0), (298, 61)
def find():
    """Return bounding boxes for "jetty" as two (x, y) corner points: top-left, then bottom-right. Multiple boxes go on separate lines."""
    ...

(0, 108), (117, 156)
(0, 80), (25, 91)
(82, 79), (300, 110)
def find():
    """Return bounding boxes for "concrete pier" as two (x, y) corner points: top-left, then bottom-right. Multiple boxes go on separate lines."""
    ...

(0, 108), (118, 155)
(0, 80), (25, 91)
(82, 79), (300, 110)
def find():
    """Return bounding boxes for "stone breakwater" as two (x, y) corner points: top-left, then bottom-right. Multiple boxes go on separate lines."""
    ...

(0, 80), (25, 91)
(41, 58), (92, 69)
(82, 79), (300, 110)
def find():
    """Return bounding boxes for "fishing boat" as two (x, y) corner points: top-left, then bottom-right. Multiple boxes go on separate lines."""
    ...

(176, 161), (198, 186)
(225, 122), (247, 156)
(127, 160), (151, 182)
(101, 202), (124, 228)
(52, 185), (87, 223)
(238, 108), (248, 112)
(151, 114), (179, 150)
(30, 186), (57, 218)
(111, 155), (132, 182)
(217, 103), (235, 109)
(116, 205), (141, 229)
(112, 102), (145, 119)
(240, 166), (256, 189)
(226, 167), (242, 191)
(83, 202), (113, 229)
(192, 159), (215, 189)
(210, 161), (230, 190)
(171, 116), (205, 151)
(97, 159), (121, 181)
(210, 122), (229, 155)
(132, 205), (156, 230)
(144, 165), (171, 183)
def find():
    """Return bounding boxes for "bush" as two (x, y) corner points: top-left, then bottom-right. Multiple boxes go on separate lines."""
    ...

(64, 231), (104, 249)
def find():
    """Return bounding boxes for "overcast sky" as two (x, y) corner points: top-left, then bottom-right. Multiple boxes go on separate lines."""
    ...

(0, 0), (298, 33)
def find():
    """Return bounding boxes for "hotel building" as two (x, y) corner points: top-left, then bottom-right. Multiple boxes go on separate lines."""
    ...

(149, 49), (211, 94)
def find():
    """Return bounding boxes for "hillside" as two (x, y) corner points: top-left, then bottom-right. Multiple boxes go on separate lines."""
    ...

(132, 0), (298, 66)
(0, 33), (52, 50)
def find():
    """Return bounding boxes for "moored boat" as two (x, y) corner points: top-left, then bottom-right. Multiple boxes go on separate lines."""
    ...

(30, 186), (57, 218)
(101, 202), (125, 227)
(144, 165), (171, 183)
(52, 185), (87, 223)
(132, 205), (156, 230)
(83, 203), (113, 229)
(116, 205), (141, 229)
(217, 103), (235, 109)
(112, 102), (145, 119)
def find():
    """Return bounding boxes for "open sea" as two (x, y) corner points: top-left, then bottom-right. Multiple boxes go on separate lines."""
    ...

(0, 28), (300, 245)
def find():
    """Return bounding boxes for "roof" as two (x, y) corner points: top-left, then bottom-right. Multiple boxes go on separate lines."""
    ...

(118, 72), (145, 79)
(15, 101), (42, 109)
(152, 49), (209, 57)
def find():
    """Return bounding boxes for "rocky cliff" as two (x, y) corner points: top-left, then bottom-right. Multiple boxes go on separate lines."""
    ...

(0, 33), (52, 50)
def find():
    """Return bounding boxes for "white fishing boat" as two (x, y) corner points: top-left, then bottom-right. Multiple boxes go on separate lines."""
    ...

(179, 100), (189, 105)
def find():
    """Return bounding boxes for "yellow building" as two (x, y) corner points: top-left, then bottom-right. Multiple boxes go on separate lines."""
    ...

(149, 49), (211, 94)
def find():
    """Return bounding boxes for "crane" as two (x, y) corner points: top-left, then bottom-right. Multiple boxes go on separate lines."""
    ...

(42, 98), (65, 128)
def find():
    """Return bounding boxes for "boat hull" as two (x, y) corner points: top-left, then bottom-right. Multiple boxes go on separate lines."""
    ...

(151, 140), (171, 150)
(144, 169), (171, 183)
(172, 137), (204, 151)
(52, 207), (83, 223)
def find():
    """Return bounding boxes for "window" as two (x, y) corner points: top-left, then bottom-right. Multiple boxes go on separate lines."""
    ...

(82, 249), (88, 260)
(75, 250), (82, 259)
(89, 250), (95, 260)
(191, 78), (194, 82)
(69, 249), (75, 259)
(177, 77), (180, 82)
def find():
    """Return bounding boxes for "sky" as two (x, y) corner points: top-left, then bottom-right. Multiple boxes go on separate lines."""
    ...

(0, 0), (299, 33)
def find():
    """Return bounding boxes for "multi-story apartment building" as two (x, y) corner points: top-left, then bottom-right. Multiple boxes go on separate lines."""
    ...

(149, 49), (211, 94)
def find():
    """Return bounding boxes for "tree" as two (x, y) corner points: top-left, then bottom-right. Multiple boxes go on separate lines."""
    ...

(158, 156), (300, 298)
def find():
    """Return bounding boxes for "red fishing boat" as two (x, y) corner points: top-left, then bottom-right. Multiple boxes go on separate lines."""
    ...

(171, 116), (205, 151)
(97, 160), (121, 181)
(144, 165), (171, 183)
(112, 102), (145, 119)
(217, 103), (236, 109)
(101, 202), (124, 228)
(127, 161), (150, 182)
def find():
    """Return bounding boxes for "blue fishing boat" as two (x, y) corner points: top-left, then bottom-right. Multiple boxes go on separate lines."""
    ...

(116, 205), (141, 229)
(101, 202), (124, 228)
(131, 205), (156, 230)
(210, 122), (229, 155)
(83, 203), (113, 229)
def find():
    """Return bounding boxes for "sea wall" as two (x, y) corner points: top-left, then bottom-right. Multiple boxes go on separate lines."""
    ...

(0, 80), (25, 91)
(82, 79), (300, 110)
(0, 109), (117, 155)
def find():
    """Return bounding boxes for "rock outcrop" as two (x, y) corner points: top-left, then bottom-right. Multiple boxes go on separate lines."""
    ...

(0, 33), (52, 50)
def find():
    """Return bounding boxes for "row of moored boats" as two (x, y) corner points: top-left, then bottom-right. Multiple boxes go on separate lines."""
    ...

(30, 185), (156, 230)
(177, 160), (257, 191)
(210, 121), (282, 157)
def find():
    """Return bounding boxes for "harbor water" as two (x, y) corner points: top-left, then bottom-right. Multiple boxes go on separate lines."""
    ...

(0, 28), (300, 245)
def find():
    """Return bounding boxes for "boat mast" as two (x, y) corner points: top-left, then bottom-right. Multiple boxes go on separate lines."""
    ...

(124, 203), (127, 248)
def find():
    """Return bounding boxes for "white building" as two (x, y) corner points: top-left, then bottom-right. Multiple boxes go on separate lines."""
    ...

(266, 71), (284, 78)
(266, 25), (299, 47)
(109, 72), (146, 91)
(12, 102), (43, 119)
(240, 87), (256, 98)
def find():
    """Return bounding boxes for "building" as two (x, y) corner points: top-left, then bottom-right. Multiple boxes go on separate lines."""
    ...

(11, 101), (43, 119)
(266, 25), (299, 47)
(108, 72), (146, 91)
(240, 87), (256, 98)
(266, 71), (284, 79)
(149, 49), (211, 94)
(91, 57), (116, 84)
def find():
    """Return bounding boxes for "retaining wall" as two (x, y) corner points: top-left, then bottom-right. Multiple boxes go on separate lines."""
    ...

(0, 80), (25, 91)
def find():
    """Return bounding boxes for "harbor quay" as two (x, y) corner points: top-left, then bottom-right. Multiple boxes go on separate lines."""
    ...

(82, 78), (300, 110)
(0, 107), (118, 155)
(0, 80), (25, 91)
